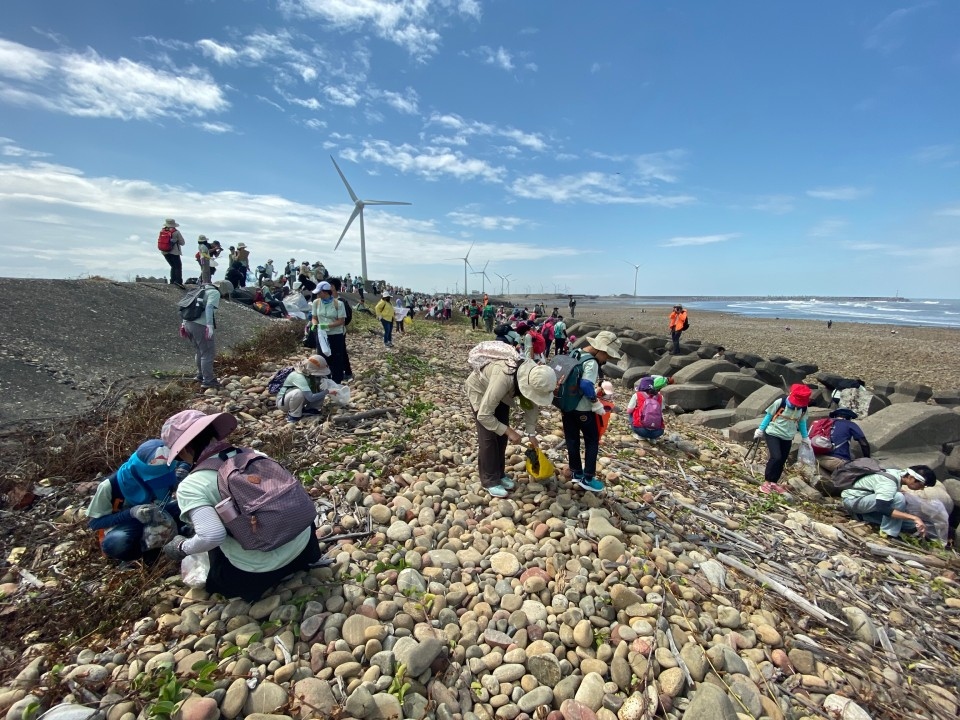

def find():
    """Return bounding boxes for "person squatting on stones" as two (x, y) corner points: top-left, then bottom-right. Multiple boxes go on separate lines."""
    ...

(562, 330), (621, 493)
(87, 439), (190, 562)
(841, 465), (935, 539)
(180, 283), (221, 389)
(160, 410), (321, 601)
(754, 383), (811, 483)
(276, 355), (337, 423)
(465, 359), (557, 498)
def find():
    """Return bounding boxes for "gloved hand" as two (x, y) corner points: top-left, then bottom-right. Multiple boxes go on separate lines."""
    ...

(590, 400), (606, 415)
(801, 438), (812, 446)
(179, 323), (190, 340)
(319, 323), (331, 331)
(204, 326), (214, 341)
(163, 535), (189, 562)
(130, 505), (158, 524)
(174, 461), (192, 481)
(753, 428), (765, 440)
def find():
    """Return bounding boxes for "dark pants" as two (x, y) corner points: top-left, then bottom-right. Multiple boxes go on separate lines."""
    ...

(381, 319), (393, 346)
(323, 333), (348, 383)
(476, 403), (510, 487)
(569, 306), (575, 318)
(164, 254), (183, 285)
(764, 434), (793, 482)
(100, 501), (181, 562)
(555, 338), (566, 356)
(671, 330), (682, 353)
(562, 409), (599, 478)
(471, 316), (479, 329)
(205, 532), (321, 602)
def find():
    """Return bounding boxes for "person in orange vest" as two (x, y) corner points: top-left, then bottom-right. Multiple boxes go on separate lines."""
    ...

(668, 304), (688, 353)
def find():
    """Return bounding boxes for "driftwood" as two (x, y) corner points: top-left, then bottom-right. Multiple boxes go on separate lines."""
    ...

(717, 552), (848, 627)
(331, 408), (392, 424)
(864, 541), (948, 568)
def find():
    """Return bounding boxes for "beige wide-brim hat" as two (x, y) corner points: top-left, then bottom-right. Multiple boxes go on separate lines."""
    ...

(164, 219), (179, 227)
(160, 410), (237, 464)
(590, 330), (622, 359)
(237, 243), (247, 249)
(517, 360), (557, 407)
(300, 354), (331, 377)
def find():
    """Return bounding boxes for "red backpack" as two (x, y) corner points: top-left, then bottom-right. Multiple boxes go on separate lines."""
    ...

(808, 418), (835, 455)
(530, 330), (547, 355)
(157, 227), (176, 252)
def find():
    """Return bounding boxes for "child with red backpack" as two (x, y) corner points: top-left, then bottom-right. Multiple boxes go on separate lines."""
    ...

(628, 376), (666, 440)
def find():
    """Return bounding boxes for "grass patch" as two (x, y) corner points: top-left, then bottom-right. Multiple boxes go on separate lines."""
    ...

(218, 321), (304, 376)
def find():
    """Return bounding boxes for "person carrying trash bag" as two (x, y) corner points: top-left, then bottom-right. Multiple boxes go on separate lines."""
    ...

(159, 410), (320, 601)
(86, 439), (190, 562)
(465, 350), (557, 498)
(753, 383), (812, 484)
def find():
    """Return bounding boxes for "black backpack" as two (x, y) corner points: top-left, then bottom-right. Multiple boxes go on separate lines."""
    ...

(831, 458), (897, 491)
(340, 298), (353, 326)
(179, 286), (208, 322)
(682, 317), (690, 331)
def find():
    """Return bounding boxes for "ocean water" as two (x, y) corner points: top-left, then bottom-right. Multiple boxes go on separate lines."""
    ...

(602, 298), (960, 328)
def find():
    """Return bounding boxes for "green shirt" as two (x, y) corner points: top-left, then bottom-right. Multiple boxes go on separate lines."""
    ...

(482, 304), (496, 319)
(840, 469), (905, 503)
(759, 399), (809, 441)
(177, 468), (311, 572)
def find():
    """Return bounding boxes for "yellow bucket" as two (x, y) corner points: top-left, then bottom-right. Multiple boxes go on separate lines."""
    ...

(524, 447), (555, 480)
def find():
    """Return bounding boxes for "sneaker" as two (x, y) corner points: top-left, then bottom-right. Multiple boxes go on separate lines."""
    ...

(574, 475), (605, 492)
(485, 483), (508, 498)
(343, 373), (354, 382)
(193, 375), (203, 383)
(302, 408), (321, 415)
(201, 380), (222, 389)
(500, 475), (516, 491)
(286, 414), (301, 423)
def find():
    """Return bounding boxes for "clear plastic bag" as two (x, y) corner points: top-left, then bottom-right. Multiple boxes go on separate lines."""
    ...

(797, 442), (816, 467)
(180, 552), (210, 589)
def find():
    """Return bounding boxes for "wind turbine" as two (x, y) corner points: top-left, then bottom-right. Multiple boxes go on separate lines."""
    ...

(471, 260), (492, 293)
(504, 274), (513, 295)
(495, 272), (507, 295)
(331, 155), (411, 291)
(623, 260), (642, 297)
(445, 242), (474, 296)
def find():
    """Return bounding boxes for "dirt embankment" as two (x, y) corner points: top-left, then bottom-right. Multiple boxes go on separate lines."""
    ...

(0, 279), (277, 427)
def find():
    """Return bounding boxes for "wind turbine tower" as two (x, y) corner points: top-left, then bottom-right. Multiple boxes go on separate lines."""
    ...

(331, 156), (411, 290)
(472, 260), (492, 293)
(623, 260), (642, 297)
(445, 242), (474, 296)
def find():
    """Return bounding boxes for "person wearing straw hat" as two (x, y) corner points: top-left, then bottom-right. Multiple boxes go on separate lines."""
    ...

(277, 355), (335, 422)
(235, 243), (250, 286)
(158, 219), (185, 288)
(159, 410), (321, 600)
(465, 358), (557, 498)
(562, 330), (621, 493)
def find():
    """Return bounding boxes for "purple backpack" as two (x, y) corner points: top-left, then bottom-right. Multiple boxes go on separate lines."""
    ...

(197, 448), (316, 552)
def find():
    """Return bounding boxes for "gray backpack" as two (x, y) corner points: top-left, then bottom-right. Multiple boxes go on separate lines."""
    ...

(197, 448), (316, 552)
(179, 286), (208, 321)
(830, 457), (896, 491)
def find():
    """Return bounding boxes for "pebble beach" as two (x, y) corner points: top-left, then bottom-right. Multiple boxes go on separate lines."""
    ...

(556, 300), (960, 393)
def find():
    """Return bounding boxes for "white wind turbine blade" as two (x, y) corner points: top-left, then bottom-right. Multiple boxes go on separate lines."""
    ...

(334, 205), (362, 251)
(364, 200), (412, 206)
(330, 156), (359, 204)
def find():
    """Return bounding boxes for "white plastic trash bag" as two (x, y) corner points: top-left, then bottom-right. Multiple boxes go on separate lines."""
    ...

(181, 552), (210, 589)
(797, 442), (816, 467)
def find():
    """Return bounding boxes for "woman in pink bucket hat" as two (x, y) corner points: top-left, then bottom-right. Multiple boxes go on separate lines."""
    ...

(159, 409), (320, 600)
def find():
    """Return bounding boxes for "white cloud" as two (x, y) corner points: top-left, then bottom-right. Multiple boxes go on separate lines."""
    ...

(660, 233), (739, 247)
(752, 195), (795, 214)
(379, 87), (419, 115)
(845, 242), (895, 251)
(809, 218), (848, 237)
(864, 3), (933, 53)
(0, 138), (50, 159)
(913, 144), (955, 163)
(304, 118), (327, 130)
(937, 204), (960, 217)
(280, 0), (458, 60)
(477, 46), (514, 71)
(634, 149), (686, 184)
(806, 186), (872, 201)
(0, 38), (228, 121)
(510, 172), (695, 206)
(424, 112), (546, 152)
(590, 62), (602, 74)
(0, 157), (574, 281)
(324, 84), (361, 107)
(196, 39), (240, 65)
(197, 121), (234, 134)
(344, 139), (506, 183)
(447, 211), (529, 231)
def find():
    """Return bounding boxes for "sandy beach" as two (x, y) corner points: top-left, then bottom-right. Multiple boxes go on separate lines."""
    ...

(515, 298), (960, 392)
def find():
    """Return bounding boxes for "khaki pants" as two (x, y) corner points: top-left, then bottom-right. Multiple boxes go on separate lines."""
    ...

(817, 455), (846, 475)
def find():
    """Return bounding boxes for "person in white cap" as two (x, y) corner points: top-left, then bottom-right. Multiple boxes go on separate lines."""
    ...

(465, 358), (557, 498)
(311, 281), (348, 381)
(375, 291), (396, 347)
(158, 219), (185, 288)
(562, 330), (621, 492)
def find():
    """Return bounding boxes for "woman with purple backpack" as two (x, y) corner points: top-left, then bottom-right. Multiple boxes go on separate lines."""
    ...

(628, 375), (674, 441)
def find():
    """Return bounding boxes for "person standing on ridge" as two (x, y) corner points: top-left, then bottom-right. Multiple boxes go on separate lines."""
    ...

(568, 295), (576, 319)
(234, 243), (250, 286)
(180, 282), (222, 389)
(158, 219), (185, 288)
(668, 304), (688, 354)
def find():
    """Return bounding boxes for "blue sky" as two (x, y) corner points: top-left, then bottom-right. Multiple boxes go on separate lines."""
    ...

(1, 1), (958, 297)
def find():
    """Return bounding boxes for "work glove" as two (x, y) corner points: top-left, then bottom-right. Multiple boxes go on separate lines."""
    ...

(801, 438), (811, 446)
(753, 428), (764, 440)
(163, 535), (189, 562)
(130, 505), (158, 524)
(590, 401), (606, 415)
(179, 323), (190, 340)
(204, 326), (214, 341)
